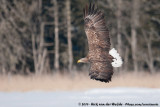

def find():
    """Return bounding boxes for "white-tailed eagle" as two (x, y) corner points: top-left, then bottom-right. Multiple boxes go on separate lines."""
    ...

(77, 3), (123, 83)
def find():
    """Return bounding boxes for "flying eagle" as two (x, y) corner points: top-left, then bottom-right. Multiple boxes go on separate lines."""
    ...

(77, 3), (123, 83)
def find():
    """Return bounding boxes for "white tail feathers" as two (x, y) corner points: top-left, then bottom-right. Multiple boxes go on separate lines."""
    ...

(109, 48), (123, 67)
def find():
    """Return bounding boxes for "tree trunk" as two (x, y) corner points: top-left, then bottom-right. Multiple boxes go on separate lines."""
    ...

(147, 39), (155, 73)
(66, 0), (73, 72)
(31, 34), (38, 74)
(131, 29), (138, 72)
(53, 0), (59, 72)
(36, 0), (46, 75)
(124, 47), (129, 72)
(131, 0), (139, 72)
(143, 32), (155, 73)
(117, 0), (122, 56)
(116, 0), (122, 71)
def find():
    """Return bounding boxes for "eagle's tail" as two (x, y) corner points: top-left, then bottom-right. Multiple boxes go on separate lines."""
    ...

(109, 48), (123, 67)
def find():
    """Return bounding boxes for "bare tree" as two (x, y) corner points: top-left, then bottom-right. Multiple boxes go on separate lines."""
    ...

(0, 0), (47, 75)
(0, 0), (36, 74)
(115, 0), (123, 71)
(131, 0), (139, 72)
(53, 0), (59, 72)
(66, 0), (73, 72)
(143, 31), (155, 73)
(116, 0), (122, 56)
(31, 0), (47, 75)
(142, 29), (160, 73)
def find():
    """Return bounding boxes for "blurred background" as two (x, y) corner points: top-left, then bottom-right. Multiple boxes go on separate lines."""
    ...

(0, 0), (160, 91)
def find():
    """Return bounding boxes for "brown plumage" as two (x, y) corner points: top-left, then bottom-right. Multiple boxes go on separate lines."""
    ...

(78, 3), (113, 83)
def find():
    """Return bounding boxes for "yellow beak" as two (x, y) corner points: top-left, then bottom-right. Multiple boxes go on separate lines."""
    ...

(77, 60), (81, 63)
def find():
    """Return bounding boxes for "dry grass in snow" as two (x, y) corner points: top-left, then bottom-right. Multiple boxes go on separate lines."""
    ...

(0, 72), (160, 92)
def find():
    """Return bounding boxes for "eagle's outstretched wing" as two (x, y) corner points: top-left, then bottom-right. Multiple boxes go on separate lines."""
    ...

(84, 3), (113, 82)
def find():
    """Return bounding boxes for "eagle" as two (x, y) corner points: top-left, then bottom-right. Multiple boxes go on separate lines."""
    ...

(77, 3), (123, 83)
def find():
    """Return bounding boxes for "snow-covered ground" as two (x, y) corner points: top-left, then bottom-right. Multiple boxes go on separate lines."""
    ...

(0, 87), (160, 107)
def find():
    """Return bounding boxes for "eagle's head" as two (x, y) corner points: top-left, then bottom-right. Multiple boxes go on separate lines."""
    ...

(77, 57), (89, 63)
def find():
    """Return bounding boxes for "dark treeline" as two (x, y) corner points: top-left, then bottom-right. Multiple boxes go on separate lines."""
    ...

(0, 0), (160, 75)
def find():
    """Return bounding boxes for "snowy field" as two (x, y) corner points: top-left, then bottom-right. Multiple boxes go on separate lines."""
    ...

(0, 87), (160, 107)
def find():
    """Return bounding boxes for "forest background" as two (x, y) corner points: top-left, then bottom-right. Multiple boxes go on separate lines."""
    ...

(0, 0), (160, 91)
